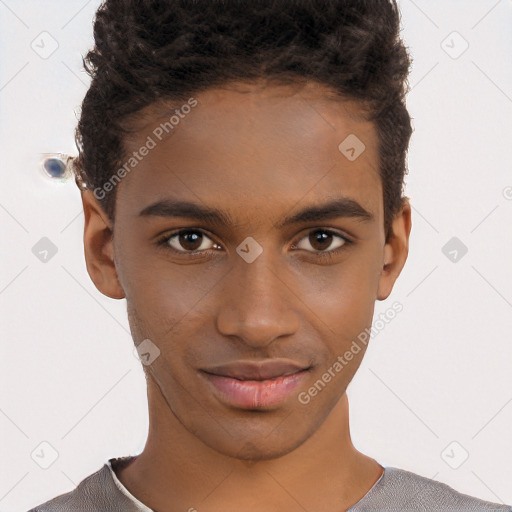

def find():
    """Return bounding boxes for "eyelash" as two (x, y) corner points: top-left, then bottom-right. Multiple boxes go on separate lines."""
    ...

(156, 228), (352, 262)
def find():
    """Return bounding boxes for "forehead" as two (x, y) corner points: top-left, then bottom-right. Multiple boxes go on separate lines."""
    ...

(116, 81), (382, 224)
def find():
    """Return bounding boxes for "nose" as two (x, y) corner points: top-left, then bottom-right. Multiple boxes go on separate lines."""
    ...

(216, 253), (301, 349)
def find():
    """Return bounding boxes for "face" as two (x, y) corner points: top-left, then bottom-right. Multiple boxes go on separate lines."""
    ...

(82, 80), (410, 461)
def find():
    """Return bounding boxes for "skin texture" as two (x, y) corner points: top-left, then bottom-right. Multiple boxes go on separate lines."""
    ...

(81, 80), (412, 512)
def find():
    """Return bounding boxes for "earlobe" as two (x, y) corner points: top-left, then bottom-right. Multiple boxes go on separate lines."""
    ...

(376, 199), (412, 301)
(81, 190), (126, 300)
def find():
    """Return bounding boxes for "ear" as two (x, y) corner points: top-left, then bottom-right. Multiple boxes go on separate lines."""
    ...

(81, 189), (125, 300)
(377, 198), (412, 301)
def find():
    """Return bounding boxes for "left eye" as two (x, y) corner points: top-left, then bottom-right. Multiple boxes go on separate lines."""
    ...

(293, 229), (349, 253)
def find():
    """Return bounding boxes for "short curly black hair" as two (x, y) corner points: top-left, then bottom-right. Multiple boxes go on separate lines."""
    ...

(73, 0), (413, 238)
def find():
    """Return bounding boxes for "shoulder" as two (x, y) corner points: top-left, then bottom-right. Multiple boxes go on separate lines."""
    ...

(26, 460), (145, 512)
(349, 466), (512, 511)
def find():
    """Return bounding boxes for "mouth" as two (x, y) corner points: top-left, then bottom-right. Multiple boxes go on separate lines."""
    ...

(200, 360), (311, 409)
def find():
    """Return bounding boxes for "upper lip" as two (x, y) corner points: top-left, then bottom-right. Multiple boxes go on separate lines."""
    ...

(201, 359), (309, 381)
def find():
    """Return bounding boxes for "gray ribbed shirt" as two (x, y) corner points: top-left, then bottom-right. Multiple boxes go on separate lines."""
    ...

(28, 457), (512, 511)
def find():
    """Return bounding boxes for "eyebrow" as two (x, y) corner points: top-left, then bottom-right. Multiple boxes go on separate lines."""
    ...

(138, 197), (374, 227)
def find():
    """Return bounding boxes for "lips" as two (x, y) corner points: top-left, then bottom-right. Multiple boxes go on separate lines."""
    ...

(201, 359), (309, 381)
(200, 359), (311, 409)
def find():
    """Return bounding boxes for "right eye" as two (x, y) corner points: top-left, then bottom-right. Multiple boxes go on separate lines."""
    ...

(156, 229), (223, 255)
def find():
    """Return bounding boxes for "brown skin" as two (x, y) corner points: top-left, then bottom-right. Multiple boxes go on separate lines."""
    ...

(81, 80), (411, 512)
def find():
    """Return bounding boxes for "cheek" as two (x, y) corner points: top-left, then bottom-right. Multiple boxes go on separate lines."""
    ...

(293, 249), (381, 337)
(123, 268), (224, 368)
(119, 241), (213, 315)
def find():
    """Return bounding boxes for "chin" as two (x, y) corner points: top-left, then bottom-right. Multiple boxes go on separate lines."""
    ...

(234, 441), (302, 462)
(193, 418), (313, 462)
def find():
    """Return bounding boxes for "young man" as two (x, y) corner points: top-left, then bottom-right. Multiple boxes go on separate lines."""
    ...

(28, 0), (510, 510)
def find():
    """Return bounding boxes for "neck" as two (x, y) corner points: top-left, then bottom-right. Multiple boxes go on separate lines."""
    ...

(115, 383), (383, 512)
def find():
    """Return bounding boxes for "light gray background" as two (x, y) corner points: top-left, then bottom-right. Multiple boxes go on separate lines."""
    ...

(1, 1), (511, 510)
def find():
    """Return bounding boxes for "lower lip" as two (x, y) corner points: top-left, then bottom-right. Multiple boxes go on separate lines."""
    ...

(201, 370), (309, 409)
